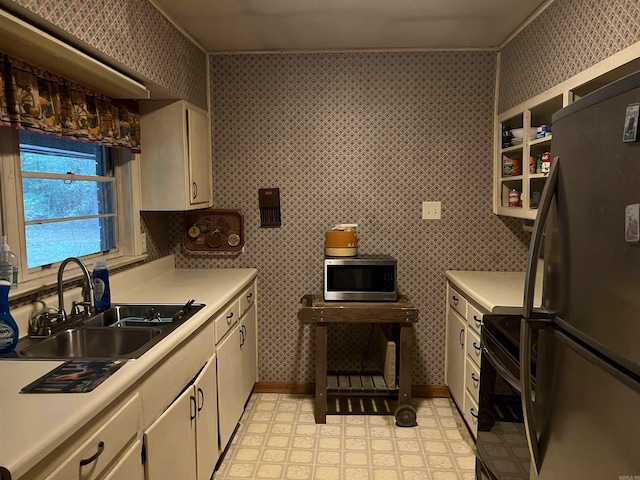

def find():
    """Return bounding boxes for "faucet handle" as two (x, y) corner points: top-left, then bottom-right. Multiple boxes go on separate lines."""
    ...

(28, 307), (63, 337)
(72, 300), (93, 316)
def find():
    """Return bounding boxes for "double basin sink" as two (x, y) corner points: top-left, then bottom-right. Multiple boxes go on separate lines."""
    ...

(14, 303), (204, 360)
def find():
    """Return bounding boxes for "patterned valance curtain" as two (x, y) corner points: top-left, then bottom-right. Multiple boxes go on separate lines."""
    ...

(0, 53), (141, 152)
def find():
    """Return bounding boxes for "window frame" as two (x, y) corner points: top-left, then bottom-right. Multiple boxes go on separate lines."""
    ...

(0, 126), (147, 297)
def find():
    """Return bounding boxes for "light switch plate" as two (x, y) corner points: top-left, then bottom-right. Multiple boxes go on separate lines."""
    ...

(422, 201), (441, 220)
(625, 204), (639, 242)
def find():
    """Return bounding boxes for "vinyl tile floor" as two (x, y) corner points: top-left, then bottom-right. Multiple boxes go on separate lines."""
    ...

(214, 393), (476, 480)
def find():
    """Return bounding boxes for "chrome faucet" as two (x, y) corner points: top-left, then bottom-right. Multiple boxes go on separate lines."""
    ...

(57, 257), (95, 322)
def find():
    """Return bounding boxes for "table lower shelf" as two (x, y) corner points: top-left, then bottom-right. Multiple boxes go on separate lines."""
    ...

(327, 371), (397, 396)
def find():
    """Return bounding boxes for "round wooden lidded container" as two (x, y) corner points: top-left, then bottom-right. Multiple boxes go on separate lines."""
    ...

(325, 224), (358, 257)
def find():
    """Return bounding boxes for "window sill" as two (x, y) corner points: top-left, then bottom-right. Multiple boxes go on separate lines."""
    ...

(8, 253), (148, 301)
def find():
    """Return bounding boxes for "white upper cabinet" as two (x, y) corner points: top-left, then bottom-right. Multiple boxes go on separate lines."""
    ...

(139, 100), (213, 211)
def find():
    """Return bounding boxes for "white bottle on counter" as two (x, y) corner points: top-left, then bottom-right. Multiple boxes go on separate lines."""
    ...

(0, 236), (18, 288)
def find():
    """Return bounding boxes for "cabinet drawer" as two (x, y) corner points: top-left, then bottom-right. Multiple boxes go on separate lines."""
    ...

(239, 282), (256, 317)
(45, 394), (141, 480)
(466, 327), (482, 367)
(467, 303), (484, 334)
(464, 389), (479, 439)
(465, 357), (480, 404)
(215, 300), (239, 344)
(448, 286), (467, 318)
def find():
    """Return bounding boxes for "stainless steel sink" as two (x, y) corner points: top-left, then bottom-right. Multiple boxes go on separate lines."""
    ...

(19, 327), (162, 359)
(82, 303), (203, 328)
(2, 302), (205, 361)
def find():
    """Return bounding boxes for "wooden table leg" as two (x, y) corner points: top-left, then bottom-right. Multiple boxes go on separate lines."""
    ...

(398, 325), (412, 406)
(315, 324), (328, 424)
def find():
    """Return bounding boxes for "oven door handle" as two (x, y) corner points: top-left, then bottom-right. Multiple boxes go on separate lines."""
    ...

(482, 346), (521, 393)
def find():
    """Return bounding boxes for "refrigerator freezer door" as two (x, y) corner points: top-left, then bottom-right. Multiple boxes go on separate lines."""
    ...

(536, 328), (640, 478)
(547, 73), (640, 374)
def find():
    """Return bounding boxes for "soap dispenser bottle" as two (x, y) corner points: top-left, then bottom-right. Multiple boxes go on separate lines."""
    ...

(92, 260), (111, 313)
(0, 236), (18, 288)
(0, 280), (18, 353)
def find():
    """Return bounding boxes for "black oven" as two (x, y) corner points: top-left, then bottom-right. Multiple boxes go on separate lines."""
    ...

(475, 315), (537, 480)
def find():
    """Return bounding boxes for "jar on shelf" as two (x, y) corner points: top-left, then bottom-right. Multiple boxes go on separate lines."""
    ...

(508, 189), (521, 207)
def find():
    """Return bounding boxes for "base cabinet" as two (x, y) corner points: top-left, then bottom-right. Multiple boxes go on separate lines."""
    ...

(445, 282), (486, 439)
(445, 304), (466, 409)
(144, 355), (218, 480)
(104, 440), (144, 480)
(216, 322), (244, 450)
(216, 280), (258, 451)
(44, 394), (142, 480)
(241, 303), (258, 400)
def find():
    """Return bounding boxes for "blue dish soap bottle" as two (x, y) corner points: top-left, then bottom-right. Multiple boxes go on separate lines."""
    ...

(0, 280), (18, 353)
(93, 260), (111, 313)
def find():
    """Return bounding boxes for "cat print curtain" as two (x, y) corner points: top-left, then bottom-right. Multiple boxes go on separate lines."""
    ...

(0, 53), (141, 152)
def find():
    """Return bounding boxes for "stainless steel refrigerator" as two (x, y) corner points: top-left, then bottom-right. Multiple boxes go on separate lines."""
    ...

(521, 71), (640, 478)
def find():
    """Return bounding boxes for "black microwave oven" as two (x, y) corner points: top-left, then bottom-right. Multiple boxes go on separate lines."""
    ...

(324, 255), (397, 301)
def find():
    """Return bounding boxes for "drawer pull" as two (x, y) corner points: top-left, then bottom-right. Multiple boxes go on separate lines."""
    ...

(471, 373), (479, 383)
(470, 407), (478, 419)
(473, 342), (481, 353)
(452, 295), (459, 305)
(459, 329), (464, 346)
(474, 316), (483, 327)
(226, 312), (234, 324)
(246, 292), (253, 301)
(80, 441), (105, 467)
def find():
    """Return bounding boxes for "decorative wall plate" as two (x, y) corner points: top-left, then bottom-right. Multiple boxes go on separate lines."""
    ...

(184, 209), (244, 252)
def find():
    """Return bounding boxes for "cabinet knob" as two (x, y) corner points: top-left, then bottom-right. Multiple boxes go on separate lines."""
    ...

(80, 441), (105, 467)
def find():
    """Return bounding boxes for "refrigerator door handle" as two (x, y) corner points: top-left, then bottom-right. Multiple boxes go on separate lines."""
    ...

(521, 155), (559, 475)
(520, 319), (541, 474)
(523, 155), (559, 319)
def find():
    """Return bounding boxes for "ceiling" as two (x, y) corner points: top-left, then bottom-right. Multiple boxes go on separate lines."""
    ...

(152, 0), (550, 53)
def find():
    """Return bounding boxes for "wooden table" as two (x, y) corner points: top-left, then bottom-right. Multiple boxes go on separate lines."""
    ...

(298, 294), (419, 426)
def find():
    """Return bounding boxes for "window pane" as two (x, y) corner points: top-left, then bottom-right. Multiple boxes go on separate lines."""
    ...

(19, 130), (107, 176)
(22, 178), (114, 222)
(25, 217), (116, 268)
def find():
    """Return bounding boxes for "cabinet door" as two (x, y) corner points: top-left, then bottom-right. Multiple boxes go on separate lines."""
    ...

(195, 355), (219, 480)
(103, 440), (144, 480)
(241, 304), (258, 401)
(186, 106), (211, 207)
(445, 307), (466, 409)
(217, 324), (244, 450)
(144, 386), (197, 480)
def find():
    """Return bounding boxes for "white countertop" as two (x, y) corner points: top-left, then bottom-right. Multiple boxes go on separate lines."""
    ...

(445, 268), (543, 314)
(0, 256), (257, 479)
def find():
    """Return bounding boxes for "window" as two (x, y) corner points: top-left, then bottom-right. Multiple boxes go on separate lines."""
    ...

(19, 130), (117, 268)
(0, 126), (145, 291)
